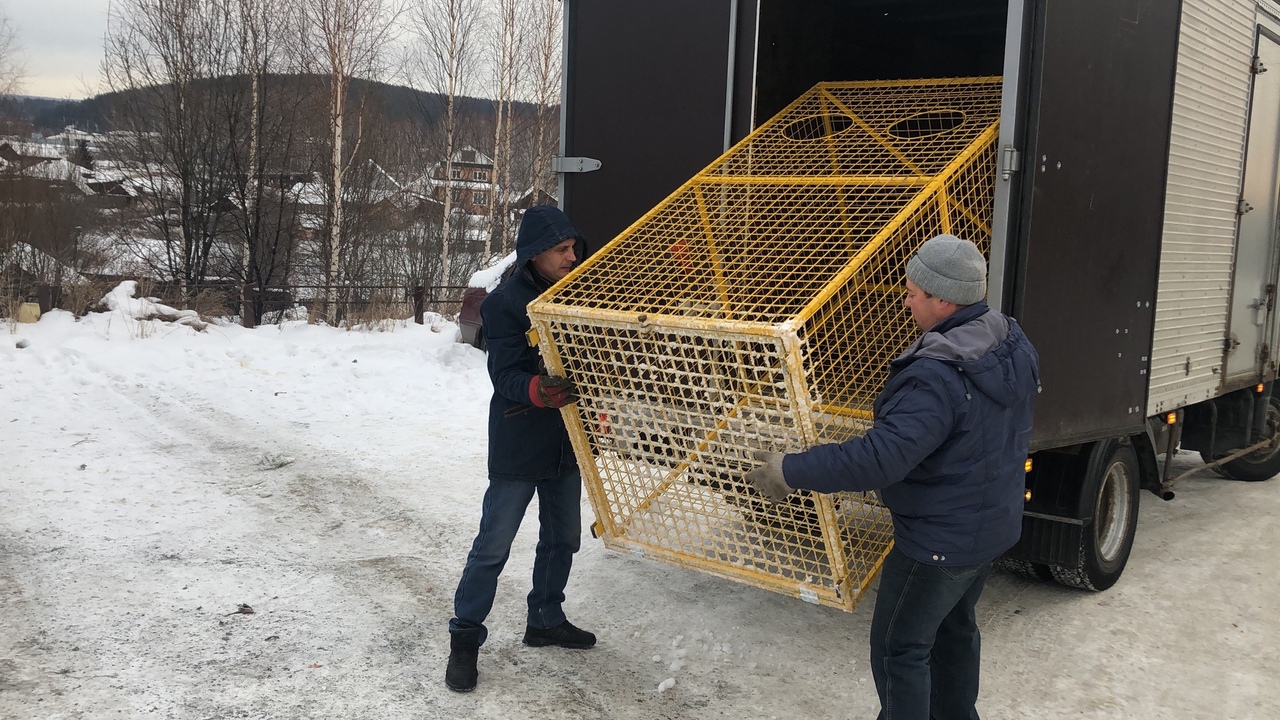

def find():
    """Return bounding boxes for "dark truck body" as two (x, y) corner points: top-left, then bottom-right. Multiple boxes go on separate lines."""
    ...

(557, 0), (1280, 587)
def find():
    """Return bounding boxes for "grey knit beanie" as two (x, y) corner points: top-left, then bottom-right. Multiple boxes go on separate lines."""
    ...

(905, 234), (987, 305)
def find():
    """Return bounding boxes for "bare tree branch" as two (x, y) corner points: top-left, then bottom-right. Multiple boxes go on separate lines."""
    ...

(224, 0), (313, 326)
(297, 0), (401, 324)
(409, 0), (481, 288)
(483, 0), (523, 259)
(0, 3), (26, 97)
(522, 0), (561, 224)
(102, 0), (244, 294)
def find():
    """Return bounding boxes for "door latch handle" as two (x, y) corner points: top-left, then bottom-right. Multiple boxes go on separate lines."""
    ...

(1249, 298), (1267, 326)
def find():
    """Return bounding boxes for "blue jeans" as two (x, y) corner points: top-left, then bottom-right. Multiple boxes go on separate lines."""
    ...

(449, 468), (582, 645)
(870, 546), (992, 720)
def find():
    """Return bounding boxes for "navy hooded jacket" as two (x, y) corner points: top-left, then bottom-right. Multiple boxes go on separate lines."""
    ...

(481, 205), (586, 481)
(782, 301), (1040, 566)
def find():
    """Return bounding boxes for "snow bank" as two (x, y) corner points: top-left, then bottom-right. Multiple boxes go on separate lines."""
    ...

(101, 280), (209, 331)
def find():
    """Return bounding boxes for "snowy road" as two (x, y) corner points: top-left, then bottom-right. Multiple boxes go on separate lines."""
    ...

(2, 311), (1278, 719)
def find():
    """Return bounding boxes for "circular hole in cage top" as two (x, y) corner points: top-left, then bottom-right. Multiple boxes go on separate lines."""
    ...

(888, 110), (966, 139)
(781, 114), (855, 141)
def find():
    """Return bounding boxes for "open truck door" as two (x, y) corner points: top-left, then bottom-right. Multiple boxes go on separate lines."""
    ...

(560, 0), (752, 250)
(1228, 17), (1280, 382)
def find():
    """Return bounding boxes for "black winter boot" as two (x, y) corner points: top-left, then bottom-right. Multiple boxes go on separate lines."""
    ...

(445, 629), (480, 692)
(523, 620), (596, 649)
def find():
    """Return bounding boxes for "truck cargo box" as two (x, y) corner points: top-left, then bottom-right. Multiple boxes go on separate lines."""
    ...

(552, 0), (1280, 596)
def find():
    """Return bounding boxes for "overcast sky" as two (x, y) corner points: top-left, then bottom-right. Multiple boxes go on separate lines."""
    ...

(6, 0), (544, 101)
(7, 0), (110, 99)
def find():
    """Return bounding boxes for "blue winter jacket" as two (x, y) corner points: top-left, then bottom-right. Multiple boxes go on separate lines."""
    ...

(481, 205), (586, 481)
(782, 301), (1040, 566)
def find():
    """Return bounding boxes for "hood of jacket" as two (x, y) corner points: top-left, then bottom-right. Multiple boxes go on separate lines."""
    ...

(894, 301), (1037, 409)
(514, 205), (586, 277)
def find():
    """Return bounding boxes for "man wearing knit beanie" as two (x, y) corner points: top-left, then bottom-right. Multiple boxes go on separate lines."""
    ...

(906, 233), (988, 306)
(746, 233), (1040, 719)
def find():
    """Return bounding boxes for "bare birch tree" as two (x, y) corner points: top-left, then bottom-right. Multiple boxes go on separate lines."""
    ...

(233, 0), (277, 324)
(410, 0), (481, 289)
(0, 5), (22, 97)
(483, 0), (522, 259)
(227, 0), (312, 325)
(298, 0), (398, 324)
(523, 0), (562, 219)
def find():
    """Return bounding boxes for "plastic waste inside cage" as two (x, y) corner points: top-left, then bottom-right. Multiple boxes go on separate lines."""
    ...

(527, 77), (1003, 611)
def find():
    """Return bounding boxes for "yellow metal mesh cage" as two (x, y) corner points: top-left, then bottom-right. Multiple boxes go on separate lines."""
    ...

(528, 77), (1002, 611)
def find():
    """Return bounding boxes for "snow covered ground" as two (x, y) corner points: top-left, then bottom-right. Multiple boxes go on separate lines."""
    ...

(1, 300), (1277, 720)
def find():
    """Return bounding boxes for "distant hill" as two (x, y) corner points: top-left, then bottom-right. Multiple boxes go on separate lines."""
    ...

(0, 96), (82, 132)
(4, 75), (544, 136)
(10, 95), (74, 104)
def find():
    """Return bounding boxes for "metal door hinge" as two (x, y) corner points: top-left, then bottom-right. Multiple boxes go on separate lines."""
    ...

(552, 155), (602, 173)
(1253, 55), (1268, 74)
(1000, 145), (1022, 181)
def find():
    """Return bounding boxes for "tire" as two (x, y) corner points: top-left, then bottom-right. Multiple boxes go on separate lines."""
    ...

(1194, 453), (1232, 480)
(1049, 440), (1140, 591)
(993, 556), (1054, 582)
(1213, 394), (1280, 482)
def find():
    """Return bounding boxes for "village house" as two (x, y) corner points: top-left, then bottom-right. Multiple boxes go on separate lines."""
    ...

(418, 145), (494, 216)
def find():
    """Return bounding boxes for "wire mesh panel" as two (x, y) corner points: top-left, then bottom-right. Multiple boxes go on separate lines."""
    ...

(528, 78), (1002, 611)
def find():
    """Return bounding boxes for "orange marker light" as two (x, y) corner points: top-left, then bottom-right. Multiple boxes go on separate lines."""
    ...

(1024, 490), (1032, 502)
(1257, 384), (1266, 394)
(1166, 412), (1177, 425)
(1024, 458), (1033, 473)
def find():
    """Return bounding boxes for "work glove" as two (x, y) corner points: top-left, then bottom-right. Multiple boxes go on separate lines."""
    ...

(528, 374), (579, 408)
(744, 450), (794, 502)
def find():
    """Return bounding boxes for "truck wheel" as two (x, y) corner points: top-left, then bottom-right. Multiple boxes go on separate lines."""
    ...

(993, 556), (1054, 581)
(1050, 440), (1140, 591)
(1212, 394), (1280, 482)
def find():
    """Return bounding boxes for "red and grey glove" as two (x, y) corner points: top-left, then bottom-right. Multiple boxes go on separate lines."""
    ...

(528, 374), (579, 408)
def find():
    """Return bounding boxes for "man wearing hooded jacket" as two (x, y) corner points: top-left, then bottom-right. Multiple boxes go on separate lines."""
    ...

(746, 234), (1039, 720)
(445, 205), (595, 693)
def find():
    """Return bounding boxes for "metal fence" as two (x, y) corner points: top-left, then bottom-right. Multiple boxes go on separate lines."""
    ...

(280, 284), (469, 325)
(1, 276), (470, 327)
